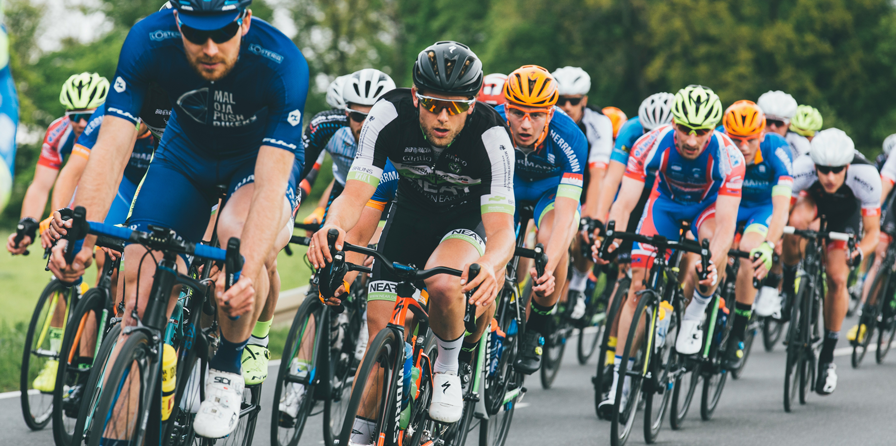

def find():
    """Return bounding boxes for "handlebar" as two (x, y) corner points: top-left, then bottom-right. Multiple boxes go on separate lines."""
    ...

(784, 226), (860, 267)
(600, 220), (713, 281)
(728, 248), (763, 289)
(515, 243), (548, 279)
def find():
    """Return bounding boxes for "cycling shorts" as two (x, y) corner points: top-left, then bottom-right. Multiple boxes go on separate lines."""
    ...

(736, 203), (774, 237)
(631, 194), (715, 269)
(513, 177), (581, 229)
(104, 176), (139, 226)
(128, 135), (300, 245)
(368, 202), (486, 303)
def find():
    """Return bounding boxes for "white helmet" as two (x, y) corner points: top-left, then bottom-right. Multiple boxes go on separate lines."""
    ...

(326, 75), (349, 109)
(757, 90), (798, 121)
(638, 92), (674, 131)
(551, 66), (590, 96)
(343, 69), (396, 107)
(884, 134), (896, 156)
(810, 128), (855, 167)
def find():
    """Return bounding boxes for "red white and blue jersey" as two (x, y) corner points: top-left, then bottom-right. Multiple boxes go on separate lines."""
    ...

(37, 116), (77, 170)
(625, 125), (745, 204)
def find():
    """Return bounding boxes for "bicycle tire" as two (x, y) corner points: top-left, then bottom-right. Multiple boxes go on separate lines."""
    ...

(324, 300), (364, 446)
(669, 358), (698, 430)
(480, 289), (523, 446)
(271, 296), (321, 446)
(213, 384), (262, 446)
(594, 278), (629, 419)
(337, 327), (401, 446)
(853, 266), (890, 368)
(876, 316), (896, 363)
(700, 306), (729, 421)
(539, 315), (567, 389)
(783, 278), (805, 413)
(86, 330), (154, 446)
(53, 288), (106, 446)
(577, 270), (612, 365)
(21, 279), (72, 431)
(610, 292), (649, 446)
(762, 316), (784, 352)
(406, 336), (436, 446)
(643, 307), (678, 443)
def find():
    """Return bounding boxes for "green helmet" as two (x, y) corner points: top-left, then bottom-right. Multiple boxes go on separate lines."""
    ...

(60, 72), (109, 110)
(790, 105), (823, 137)
(672, 84), (722, 129)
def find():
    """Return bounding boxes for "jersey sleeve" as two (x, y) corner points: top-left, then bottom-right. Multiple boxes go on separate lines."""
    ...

(624, 129), (658, 183)
(610, 118), (641, 166)
(261, 51), (310, 162)
(790, 155), (816, 196)
(37, 119), (69, 170)
(586, 113), (614, 170)
(300, 113), (340, 179)
(717, 134), (745, 197)
(367, 159), (398, 210)
(769, 138), (794, 198)
(105, 19), (158, 125)
(348, 99), (397, 188)
(479, 126), (516, 215)
(72, 106), (106, 161)
(555, 115), (587, 202)
(881, 153), (896, 187)
(850, 163), (883, 217)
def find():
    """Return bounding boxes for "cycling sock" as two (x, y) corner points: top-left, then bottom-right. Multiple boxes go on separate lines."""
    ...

(605, 336), (617, 365)
(764, 272), (782, 289)
(248, 318), (272, 348)
(458, 340), (478, 365)
(732, 302), (752, 341)
(820, 330), (839, 364)
(100, 438), (131, 446)
(782, 263), (798, 295)
(210, 333), (248, 375)
(49, 327), (63, 353)
(433, 333), (463, 375)
(684, 290), (712, 322)
(569, 267), (588, 293)
(350, 416), (376, 445)
(527, 300), (555, 334)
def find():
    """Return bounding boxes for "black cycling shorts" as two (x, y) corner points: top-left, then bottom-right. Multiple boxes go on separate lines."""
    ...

(368, 202), (487, 302)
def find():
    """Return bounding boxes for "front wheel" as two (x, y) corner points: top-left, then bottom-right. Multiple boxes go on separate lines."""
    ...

(669, 360), (699, 430)
(643, 308), (678, 444)
(762, 317), (784, 352)
(539, 318), (568, 389)
(876, 316), (896, 364)
(610, 293), (649, 446)
(594, 278), (628, 419)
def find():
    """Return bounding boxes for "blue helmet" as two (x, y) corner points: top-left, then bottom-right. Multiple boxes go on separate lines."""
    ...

(173, 0), (252, 30)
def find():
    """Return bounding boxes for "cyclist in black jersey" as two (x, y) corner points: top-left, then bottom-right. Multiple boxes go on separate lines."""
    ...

(308, 41), (516, 436)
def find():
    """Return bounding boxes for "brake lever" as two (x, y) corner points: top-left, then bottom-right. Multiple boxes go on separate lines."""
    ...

(463, 263), (481, 334)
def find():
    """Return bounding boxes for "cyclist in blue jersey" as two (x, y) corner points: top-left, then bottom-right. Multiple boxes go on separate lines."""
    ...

(496, 65), (587, 374)
(720, 100), (793, 367)
(0, 15), (16, 216)
(47, 1), (310, 438)
(594, 85), (744, 417)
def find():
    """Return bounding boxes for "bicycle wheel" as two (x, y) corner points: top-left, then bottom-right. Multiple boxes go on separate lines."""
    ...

(594, 278), (629, 419)
(876, 316), (896, 364)
(53, 288), (106, 446)
(701, 316), (729, 420)
(731, 318), (757, 380)
(271, 297), (321, 446)
(86, 330), (154, 446)
(21, 279), (73, 431)
(762, 316), (784, 352)
(406, 336), (436, 446)
(539, 316), (568, 389)
(783, 282), (803, 413)
(853, 267), (889, 368)
(610, 293), (649, 446)
(577, 270), (611, 365)
(337, 328), (401, 446)
(481, 290), (522, 446)
(212, 384), (262, 446)
(643, 308), (678, 443)
(324, 301), (363, 446)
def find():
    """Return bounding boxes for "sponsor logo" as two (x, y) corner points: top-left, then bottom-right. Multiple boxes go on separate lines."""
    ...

(114, 77), (126, 93)
(369, 281), (398, 293)
(262, 138), (297, 150)
(248, 44), (284, 63)
(149, 29), (180, 41)
(108, 107), (139, 122)
(288, 109), (302, 126)
(549, 128), (581, 172)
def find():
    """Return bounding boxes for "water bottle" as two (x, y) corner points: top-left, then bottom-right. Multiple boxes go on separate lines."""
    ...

(401, 342), (412, 409)
(489, 318), (506, 376)
(655, 301), (673, 348)
(507, 318), (519, 337)
(161, 344), (177, 420)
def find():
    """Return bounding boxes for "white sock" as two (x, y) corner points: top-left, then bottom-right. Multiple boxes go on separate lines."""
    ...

(684, 290), (713, 322)
(569, 267), (588, 293)
(248, 335), (269, 348)
(351, 417), (376, 444)
(433, 334), (463, 375)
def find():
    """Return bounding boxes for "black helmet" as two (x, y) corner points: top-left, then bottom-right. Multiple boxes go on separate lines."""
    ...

(173, 0), (252, 30)
(413, 41), (483, 98)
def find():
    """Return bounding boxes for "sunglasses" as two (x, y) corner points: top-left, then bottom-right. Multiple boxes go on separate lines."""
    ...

(675, 123), (712, 136)
(415, 93), (476, 116)
(506, 104), (549, 122)
(816, 164), (845, 174)
(727, 133), (761, 144)
(347, 109), (368, 123)
(66, 110), (94, 122)
(178, 12), (245, 45)
(557, 96), (583, 106)
(766, 119), (787, 128)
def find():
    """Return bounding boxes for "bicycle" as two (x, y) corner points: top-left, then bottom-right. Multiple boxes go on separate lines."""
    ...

(597, 221), (712, 446)
(59, 206), (256, 445)
(593, 264), (632, 420)
(851, 230), (896, 367)
(574, 217), (616, 366)
(270, 228), (367, 446)
(781, 224), (854, 412)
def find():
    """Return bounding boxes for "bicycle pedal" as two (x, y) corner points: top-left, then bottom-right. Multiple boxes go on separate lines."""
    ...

(465, 392), (480, 403)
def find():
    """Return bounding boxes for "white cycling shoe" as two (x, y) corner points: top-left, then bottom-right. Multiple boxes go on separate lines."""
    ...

(753, 286), (781, 317)
(194, 369), (244, 438)
(570, 296), (587, 320)
(429, 372), (463, 423)
(675, 320), (704, 355)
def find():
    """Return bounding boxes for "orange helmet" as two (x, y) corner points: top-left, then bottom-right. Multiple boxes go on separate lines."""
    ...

(504, 65), (559, 108)
(723, 100), (765, 139)
(478, 73), (507, 106)
(602, 107), (628, 138)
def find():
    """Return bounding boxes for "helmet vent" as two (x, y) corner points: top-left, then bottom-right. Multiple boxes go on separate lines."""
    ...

(444, 57), (456, 79)
(427, 51), (439, 78)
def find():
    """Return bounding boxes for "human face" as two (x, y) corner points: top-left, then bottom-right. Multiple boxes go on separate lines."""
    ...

(765, 117), (789, 137)
(346, 104), (373, 143)
(506, 104), (552, 148)
(176, 10), (251, 81)
(557, 95), (586, 123)
(673, 122), (714, 160)
(728, 133), (763, 164)
(816, 164), (847, 193)
(412, 88), (476, 148)
(66, 108), (96, 137)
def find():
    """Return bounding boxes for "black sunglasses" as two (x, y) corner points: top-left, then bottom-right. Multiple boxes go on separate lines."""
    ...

(816, 164), (845, 174)
(66, 111), (94, 122)
(766, 119), (787, 128)
(675, 123), (712, 136)
(557, 96), (583, 106)
(347, 109), (368, 123)
(179, 13), (244, 45)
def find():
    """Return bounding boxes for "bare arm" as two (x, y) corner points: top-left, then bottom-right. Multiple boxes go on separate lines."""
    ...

(582, 165), (605, 219)
(308, 179), (377, 268)
(708, 194), (740, 267)
(766, 194), (790, 245)
(465, 211), (515, 305)
(545, 196), (578, 272)
(858, 214), (881, 259)
(20, 165), (59, 220)
(342, 205), (384, 286)
(607, 176), (645, 232)
(881, 180), (893, 205)
(50, 155), (88, 211)
(594, 161), (626, 222)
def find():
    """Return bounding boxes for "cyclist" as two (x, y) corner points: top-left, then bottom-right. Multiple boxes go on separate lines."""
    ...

(789, 104), (823, 142)
(494, 65), (586, 373)
(551, 66), (613, 319)
(477, 72), (507, 106)
(307, 41), (516, 432)
(782, 128), (881, 395)
(721, 100), (793, 367)
(47, 1), (310, 438)
(602, 106), (627, 140)
(594, 85), (743, 416)
(6, 72), (109, 255)
(757, 90), (809, 158)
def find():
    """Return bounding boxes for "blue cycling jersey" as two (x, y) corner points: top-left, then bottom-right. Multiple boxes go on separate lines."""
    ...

(105, 10), (309, 163)
(739, 133), (793, 207)
(611, 117), (644, 165)
(75, 103), (156, 185)
(370, 159), (399, 204)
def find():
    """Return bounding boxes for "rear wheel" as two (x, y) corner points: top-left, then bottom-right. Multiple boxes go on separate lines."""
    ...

(610, 293), (649, 446)
(481, 289), (522, 446)
(731, 318), (757, 380)
(700, 310), (729, 421)
(643, 309), (678, 443)
(539, 317), (568, 389)
(669, 360), (699, 430)
(71, 323), (121, 446)
(594, 278), (628, 419)
(762, 317), (784, 352)
(324, 301), (363, 446)
(783, 282), (804, 413)
(876, 316), (896, 364)
(577, 270), (611, 365)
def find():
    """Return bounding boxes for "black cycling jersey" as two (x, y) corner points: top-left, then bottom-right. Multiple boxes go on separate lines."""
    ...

(349, 88), (515, 215)
(792, 153), (882, 234)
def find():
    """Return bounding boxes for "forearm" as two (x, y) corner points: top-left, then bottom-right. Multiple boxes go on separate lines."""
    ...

(766, 196), (790, 244)
(859, 216), (881, 255)
(709, 199), (740, 265)
(881, 181), (893, 204)
(582, 166), (603, 218)
(480, 213), (515, 277)
(20, 183), (51, 220)
(545, 198), (577, 271)
(73, 117), (137, 224)
(318, 180), (335, 208)
(50, 163), (83, 211)
(241, 186), (286, 279)
(595, 162), (625, 221)
(343, 207), (381, 285)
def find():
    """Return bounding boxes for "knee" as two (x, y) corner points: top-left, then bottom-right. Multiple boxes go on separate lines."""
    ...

(827, 273), (848, 293)
(216, 217), (244, 244)
(425, 276), (462, 311)
(788, 208), (812, 230)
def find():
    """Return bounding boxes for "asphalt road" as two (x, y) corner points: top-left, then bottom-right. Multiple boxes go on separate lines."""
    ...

(3, 312), (895, 446)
